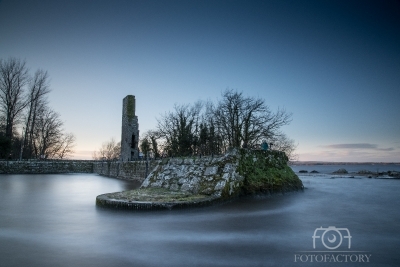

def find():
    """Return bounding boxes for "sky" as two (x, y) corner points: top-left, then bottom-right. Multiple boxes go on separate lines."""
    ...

(0, 0), (399, 162)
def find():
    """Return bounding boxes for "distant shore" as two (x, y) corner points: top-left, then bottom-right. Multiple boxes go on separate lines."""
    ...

(290, 161), (400, 165)
(290, 162), (400, 178)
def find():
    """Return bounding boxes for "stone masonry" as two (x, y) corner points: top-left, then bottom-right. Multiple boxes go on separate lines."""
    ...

(141, 149), (245, 198)
(0, 161), (94, 174)
(0, 160), (157, 181)
(120, 95), (139, 161)
(93, 160), (159, 181)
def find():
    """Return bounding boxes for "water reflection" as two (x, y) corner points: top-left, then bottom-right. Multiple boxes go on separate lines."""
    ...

(0, 174), (399, 266)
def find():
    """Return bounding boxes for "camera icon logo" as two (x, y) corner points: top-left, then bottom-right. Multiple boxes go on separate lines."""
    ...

(312, 226), (352, 250)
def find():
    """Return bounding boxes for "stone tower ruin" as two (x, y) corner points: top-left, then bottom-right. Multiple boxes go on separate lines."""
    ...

(120, 95), (139, 161)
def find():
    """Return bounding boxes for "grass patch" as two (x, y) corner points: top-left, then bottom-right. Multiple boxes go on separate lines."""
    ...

(106, 187), (210, 202)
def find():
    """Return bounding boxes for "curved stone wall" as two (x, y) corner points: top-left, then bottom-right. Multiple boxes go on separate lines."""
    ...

(96, 194), (220, 210)
(95, 149), (304, 211)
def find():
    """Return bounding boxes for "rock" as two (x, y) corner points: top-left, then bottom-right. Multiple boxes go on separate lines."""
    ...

(223, 163), (236, 173)
(388, 171), (400, 178)
(333, 168), (348, 174)
(357, 170), (374, 175)
(222, 172), (230, 181)
(178, 178), (187, 185)
(299, 170), (308, 173)
(170, 183), (179, 191)
(201, 187), (213, 195)
(150, 180), (163, 187)
(180, 183), (191, 192)
(184, 158), (194, 165)
(232, 172), (244, 182)
(204, 166), (218, 176)
(214, 180), (226, 191)
(310, 170), (319, 173)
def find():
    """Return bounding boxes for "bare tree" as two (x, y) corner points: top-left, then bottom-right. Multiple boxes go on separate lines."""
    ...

(213, 89), (292, 150)
(23, 69), (51, 158)
(93, 138), (121, 161)
(156, 102), (202, 156)
(269, 132), (298, 161)
(0, 58), (76, 159)
(49, 132), (76, 159)
(0, 58), (29, 139)
(151, 90), (296, 158)
(32, 105), (63, 159)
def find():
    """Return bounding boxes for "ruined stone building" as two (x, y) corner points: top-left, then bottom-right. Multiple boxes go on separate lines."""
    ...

(120, 95), (139, 161)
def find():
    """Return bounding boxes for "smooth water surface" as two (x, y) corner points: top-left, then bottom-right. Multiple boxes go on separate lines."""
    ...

(0, 173), (399, 267)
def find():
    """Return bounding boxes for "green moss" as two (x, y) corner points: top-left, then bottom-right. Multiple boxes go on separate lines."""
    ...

(106, 187), (209, 202)
(161, 158), (170, 165)
(238, 149), (303, 194)
(126, 95), (135, 121)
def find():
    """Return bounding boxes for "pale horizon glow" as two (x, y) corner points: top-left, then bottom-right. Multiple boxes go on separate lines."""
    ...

(0, 0), (399, 162)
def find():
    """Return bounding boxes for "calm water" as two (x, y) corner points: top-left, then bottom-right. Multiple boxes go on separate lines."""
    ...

(0, 173), (399, 267)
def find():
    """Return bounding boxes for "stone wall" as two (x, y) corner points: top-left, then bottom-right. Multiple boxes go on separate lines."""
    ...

(0, 159), (160, 182)
(141, 150), (245, 199)
(93, 160), (160, 181)
(0, 161), (94, 174)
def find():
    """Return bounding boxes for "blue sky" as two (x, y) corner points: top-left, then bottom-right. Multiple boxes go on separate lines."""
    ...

(1, 0), (399, 162)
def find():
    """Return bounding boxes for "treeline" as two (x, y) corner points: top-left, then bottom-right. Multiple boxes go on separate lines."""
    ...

(92, 138), (121, 161)
(0, 57), (75, 159)
(140, 89), (297, 160)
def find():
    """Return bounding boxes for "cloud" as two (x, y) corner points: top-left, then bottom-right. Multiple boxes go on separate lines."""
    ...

(377, 147), (395, 151)
(324, 143), (395, 151)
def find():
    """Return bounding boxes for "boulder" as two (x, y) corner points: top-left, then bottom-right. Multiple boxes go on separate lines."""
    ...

(333, 168), (348, 174)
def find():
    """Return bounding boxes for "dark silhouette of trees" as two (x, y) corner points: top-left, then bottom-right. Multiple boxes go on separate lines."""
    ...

(150, 89), (294, 158)
(156, 102), (202, 157)
(213, 89), (292, 149)
(23, 69), (51, 158)
(139, 130), (160, 159)
(139, 137), (151, 159)
(0, 57), (76, 159)
(0, 58), (29, 140)
(31, 105), (75, 159)
(197, 120), (222, 156)
(0, 134), (12, 158)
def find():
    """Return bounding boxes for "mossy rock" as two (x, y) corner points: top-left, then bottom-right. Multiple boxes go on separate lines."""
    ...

(238, 149), (303, 194)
